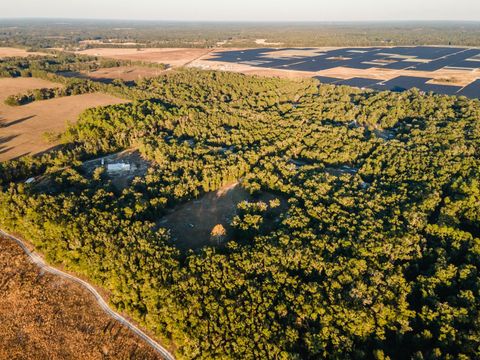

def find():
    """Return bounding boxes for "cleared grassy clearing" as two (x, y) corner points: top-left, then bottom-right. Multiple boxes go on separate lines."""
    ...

(0, 47), (47, 58)
(160, 183), (286, 251)
(76, 48), (211, 68)
(0, 78), (127, 161)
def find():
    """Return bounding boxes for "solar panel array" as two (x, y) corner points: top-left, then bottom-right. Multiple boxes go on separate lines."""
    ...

(208, 46), (480, 98)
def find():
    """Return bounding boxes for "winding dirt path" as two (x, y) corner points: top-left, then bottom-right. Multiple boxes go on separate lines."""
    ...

(0, 229), (175, 360)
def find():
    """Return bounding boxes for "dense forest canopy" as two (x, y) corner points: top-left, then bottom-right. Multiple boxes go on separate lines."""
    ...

(0, 55), (479, 359)
(2, 20), (480, 49)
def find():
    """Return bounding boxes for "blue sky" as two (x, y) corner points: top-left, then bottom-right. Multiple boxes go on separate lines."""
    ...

(2, 0), (479, 21)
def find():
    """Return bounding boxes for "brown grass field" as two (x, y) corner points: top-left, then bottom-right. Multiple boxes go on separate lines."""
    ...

(0, 77), (62, 99)
(0, 47), (47, 58)
(0, 235), (161, 360)
(84, 66), (167, 82)
(0, 77), (127, 162)
(76, 48), (212, 68)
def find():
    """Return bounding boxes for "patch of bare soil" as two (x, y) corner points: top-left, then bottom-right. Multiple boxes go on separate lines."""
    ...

(0, 47), (47, 58)
(191, 58), (316, 79)
(76, 48), (212, 68)
(0, 78), (61, 103)
(85, 66), (167, 82)
(0, 236), (161, 360)
(59, 67), (167, 83)
(316, 66), (479, 87)
(0, 78), (127, 162)
(159, 183), (284, 251)
(79, 40), (146, 47)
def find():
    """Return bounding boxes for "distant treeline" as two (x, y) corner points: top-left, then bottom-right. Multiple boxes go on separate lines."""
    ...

(1, 53), (167, 105)
(2, 20), (480, 49)
(0, 52), (166, 78)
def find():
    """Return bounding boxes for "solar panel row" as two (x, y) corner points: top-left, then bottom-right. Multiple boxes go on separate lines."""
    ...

(208, 46), (480, 98)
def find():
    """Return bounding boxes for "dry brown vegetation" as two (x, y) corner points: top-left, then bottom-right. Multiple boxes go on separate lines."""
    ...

(0, 77), (61, 101)
(84, 66), (168, 82)
(0, 47), (47, 58)
(76, 48), (212, 68)
(0, 77), (127, 162)
(0, 236), (161, 360)
(79, 40), (146, 47)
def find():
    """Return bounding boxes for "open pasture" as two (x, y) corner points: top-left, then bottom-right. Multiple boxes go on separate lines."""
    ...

(76, 47), (211, 68)
(0, 78), (126, 162)
(0, 47), (47, 58)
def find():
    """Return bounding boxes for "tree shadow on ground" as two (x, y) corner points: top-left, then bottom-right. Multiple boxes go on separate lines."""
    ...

(0, 115), (37, 128)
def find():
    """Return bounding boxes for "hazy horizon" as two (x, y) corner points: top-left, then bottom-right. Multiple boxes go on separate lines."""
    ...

(2, 0), (480, 22)
(2, 18), (480, 24)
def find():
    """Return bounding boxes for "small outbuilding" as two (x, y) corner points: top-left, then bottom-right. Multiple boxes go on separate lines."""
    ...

(107, 163), (131, 173)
